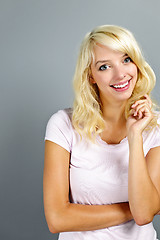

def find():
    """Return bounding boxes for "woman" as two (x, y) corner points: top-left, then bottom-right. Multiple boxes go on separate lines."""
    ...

(43, 25), (160, 240)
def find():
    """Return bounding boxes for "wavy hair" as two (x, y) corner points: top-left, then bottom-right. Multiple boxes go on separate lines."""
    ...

(72, 25), (160, 142)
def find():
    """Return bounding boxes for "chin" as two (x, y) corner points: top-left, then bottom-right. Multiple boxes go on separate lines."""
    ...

(117, 92), (133, 101)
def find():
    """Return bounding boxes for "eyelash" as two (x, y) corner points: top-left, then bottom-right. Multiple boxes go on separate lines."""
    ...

(99, 65), (110, 71)
(98, 57), (133, 71)
(124, 57), (132, 63)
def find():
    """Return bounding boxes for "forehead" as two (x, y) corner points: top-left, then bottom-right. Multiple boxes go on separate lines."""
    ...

(92, 43), (125, 62)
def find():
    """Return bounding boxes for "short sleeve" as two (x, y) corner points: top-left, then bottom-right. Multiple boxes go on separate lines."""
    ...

(149, 113), (160, 149)
(44, 109), (73, 152)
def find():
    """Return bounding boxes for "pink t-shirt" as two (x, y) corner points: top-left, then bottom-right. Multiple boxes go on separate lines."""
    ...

(44, 108), (160, 240)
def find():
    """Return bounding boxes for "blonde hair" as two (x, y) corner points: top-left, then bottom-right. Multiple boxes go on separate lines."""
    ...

(72, 25), (159, 142)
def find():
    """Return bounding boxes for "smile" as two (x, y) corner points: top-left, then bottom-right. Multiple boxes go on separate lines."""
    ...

(110, 79), (131, 92)
(110, 80), (130, 89)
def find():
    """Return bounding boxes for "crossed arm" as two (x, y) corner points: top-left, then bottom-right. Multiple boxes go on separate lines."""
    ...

(43, 140), (160, 234)
(128, 133), (160, 225)
(127, 95), (160, 224)
(43, 140), (133, 234)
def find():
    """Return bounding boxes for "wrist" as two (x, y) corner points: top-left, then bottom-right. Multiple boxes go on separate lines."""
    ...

(127, 130), (142, 141)
(119, 202), (133, 221)
(127, 131), (143, 149)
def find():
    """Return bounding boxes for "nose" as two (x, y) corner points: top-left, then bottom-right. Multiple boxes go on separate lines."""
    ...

(114, 65), (126, 81)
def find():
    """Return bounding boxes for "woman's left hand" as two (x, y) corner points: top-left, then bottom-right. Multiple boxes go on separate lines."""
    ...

(126, 94), (154, 136)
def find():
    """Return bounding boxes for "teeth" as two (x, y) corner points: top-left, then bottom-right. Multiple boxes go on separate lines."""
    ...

(112, 81), (129, 89)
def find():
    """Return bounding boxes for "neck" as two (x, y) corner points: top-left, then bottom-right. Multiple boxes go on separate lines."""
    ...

(101, 98), (127, 126)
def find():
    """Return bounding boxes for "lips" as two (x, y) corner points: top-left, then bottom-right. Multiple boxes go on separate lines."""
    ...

(110, 79), (131, 88)
(110, 79), (131, 92)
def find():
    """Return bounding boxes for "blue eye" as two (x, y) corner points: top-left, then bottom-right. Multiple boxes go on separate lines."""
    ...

(99, 64), (109, 71)
(124, 57), (132, 63)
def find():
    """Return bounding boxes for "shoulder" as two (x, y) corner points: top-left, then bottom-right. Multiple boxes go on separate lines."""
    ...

(44, 108), (73, 152)
(147, 110), (160, 132)
(49, 108), (72, 121)
(47, 108), (73, 128)
(152, 110), (160, 132)
(154, 110), (160, 125)
(143, 111), (160, 152)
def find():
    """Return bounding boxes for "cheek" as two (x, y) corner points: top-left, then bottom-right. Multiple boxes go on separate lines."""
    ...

(91, 70), (103, 85)
(90, 67), (97, 84)
(93, 74), (109, 87)
(132, 67), (138, 88)
(131, 64), (138, 77)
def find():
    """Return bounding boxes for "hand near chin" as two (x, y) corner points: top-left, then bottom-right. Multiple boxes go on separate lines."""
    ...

(126, 94), (154, 136)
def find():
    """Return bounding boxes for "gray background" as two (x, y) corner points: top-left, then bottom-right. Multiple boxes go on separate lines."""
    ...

(0, 0), (160, 239)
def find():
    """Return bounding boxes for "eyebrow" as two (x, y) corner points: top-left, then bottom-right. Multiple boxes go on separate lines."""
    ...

(95, 53), (128, 66)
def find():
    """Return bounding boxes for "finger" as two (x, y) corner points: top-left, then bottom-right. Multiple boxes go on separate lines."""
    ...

(138, 109), (143, 119)
(135, 105), (152, 119)
(144, 94), (152, 108)
(131, 95), (152, 109)
(133, 103), (146, 116)
(131, 99), (149, 109)
(130, 108), (137, 117)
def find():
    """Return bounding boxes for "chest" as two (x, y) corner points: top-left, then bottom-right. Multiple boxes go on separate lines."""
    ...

(100, 126), (127, 145)
(69, 139), (129, 204)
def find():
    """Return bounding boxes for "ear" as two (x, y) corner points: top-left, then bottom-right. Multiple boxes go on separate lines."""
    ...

(88, 66), (96, 84)
(89, 75), (96, 84)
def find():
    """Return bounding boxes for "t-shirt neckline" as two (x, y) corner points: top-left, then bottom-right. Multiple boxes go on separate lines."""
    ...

(97, 134), (128, 148)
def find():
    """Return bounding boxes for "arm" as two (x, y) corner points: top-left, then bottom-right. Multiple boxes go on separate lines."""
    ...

(128, 134), (160, 225)
(127, 95), (160, 225)
(43, 140), (133, 234)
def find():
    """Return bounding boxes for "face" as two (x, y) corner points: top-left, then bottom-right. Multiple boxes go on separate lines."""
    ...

(90, 44), (138, 104)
